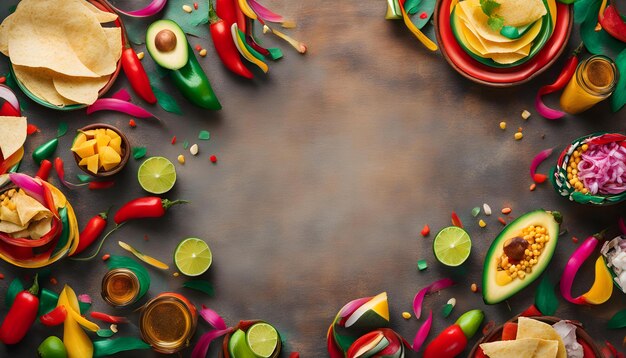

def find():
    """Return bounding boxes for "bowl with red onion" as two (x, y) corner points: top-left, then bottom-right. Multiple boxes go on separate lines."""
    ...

(551, 132), (626, 205)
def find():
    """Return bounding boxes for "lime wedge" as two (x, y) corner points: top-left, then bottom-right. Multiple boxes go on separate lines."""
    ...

(137, 156), (176, 194)
(246, 323), (279, 358)
(174, 238), (212, 276)
(433, 226), (472, 267)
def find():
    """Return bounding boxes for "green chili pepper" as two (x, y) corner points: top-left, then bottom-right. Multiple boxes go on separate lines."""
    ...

(170, 44), (222, 110)
(37, 288), (60, 317)
(32, 138), (59, 165)
(237, 28), (265, 62)
(51, 207), (69, 257)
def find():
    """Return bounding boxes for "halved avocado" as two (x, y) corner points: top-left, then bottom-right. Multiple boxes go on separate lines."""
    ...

(482, 210), (561, 305)
(146, 20), (189, 70)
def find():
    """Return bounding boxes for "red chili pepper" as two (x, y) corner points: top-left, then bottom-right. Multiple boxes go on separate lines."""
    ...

(41, 182), (59, 218)
(421, 224), (430, 237)
(0, 275), (39, 344)
(423, 324), (467, 358)
(113, 197), (188, 225)
(451, 211), (463, 228)
(233, 0), (247, 32)
(208, 1), (254, 79)
(88, 181), (115, 190)
(90, 311), (128, 324)
(121, 47), (157, 104)
(535, 44), (582, 120)
(36, 159), (53, 181)
(71, 210), (109, 256)
(39, 305), (67, 326)
(26, 124), (39, 135)
(0, 101), (20, 116)
(54, 157), (69, 188)
(216, 0), (238, 26)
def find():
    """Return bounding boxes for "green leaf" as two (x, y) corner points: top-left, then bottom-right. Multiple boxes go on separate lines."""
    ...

(608, 309), (626, 329)
(405, 0), (423, 14)
(183, 280), (215, 296)
(535, 275), (559, 316)
(37, 288), (59, 317)
(6, 278), (24, 308)
(574, 0), (596, 23)
(267, 48), (284, 60)
(183, 140), (189, 149)
(77, 174), (92, 183)
(152, 86), (183, 115)
(162, 0), (210, 40)
(611, 48), (626, 112)
(57, 122), (68, 138)
(198, 130), (211, 140)
(409, 0), (437, 29)
(96, 329), (116, 338)
(132, 147), (147, 160)
(93, 337), (151, 357)
(79, 300), (91, 315)
(480, 0), (501, 16)
(488, 16), (505, 31)
(579, 0), (626, 56)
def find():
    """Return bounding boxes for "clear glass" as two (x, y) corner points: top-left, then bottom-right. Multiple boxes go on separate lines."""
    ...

(139, 293), (198, 354)
(559, 55), (618, 114)
(101, 268), (140, 307)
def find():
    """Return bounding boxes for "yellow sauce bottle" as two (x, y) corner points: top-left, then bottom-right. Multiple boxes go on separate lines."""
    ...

(559, 55), (618, 114)
(139, 292), (198, 354)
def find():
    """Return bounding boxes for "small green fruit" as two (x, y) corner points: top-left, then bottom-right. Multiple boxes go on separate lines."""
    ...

(38, 336), (67, 358)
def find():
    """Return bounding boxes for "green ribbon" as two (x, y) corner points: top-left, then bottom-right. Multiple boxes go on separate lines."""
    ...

(93, 337), (151, 357)
(37, 288), (60, 317)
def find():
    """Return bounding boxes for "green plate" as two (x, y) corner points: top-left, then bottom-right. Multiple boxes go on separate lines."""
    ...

(450, 0), (553, 69)
(9, 65), (87, 111)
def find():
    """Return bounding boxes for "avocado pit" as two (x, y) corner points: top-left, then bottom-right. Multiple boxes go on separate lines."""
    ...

(155, 30), (177, 52)
(503, 237), (528, 261)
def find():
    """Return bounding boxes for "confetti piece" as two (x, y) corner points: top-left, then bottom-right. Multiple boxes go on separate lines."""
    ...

(129, 119), (136, 128)
(402, 312), (412, 319)
(451, 211), (463, 228)
(171, 136), (177, 145)
(442, 303), (454, 317)
(514, 132), (523, 140)
(137, 52), (144, 60)
(190, 144), (199, 156)
(499, 121), (506, 130)
(471, 283), (478, 292)
(420, 224), (430, 237)
(199, 49), (207, 57)
(471, 207), (480, 217)
(483, 203), (492, 216)
(182, 4), (193, 13)
(210, 155), (217, 163)
(478, 219), (486, 228)
(132, 147), (147, 160)
(177, 154), (185, 164)
(183, 140), (189, 149)
(102, 254), (110, 261)
(521, 110), (531, 119)
(198, 130), (210, 140)
(417, 259), (428, 271)
(501, 207), (512, 215)
(498, 217), (507, 225)
(530, 183), (537, 191)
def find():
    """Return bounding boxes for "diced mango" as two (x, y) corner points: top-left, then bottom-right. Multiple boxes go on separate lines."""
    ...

(81, 129), (97, 138)
(99, 146), (121, 171)
(71, 139), (97, 159)
(86, 154), (99, 174)
(496, 270), (513, 286)
(109, 137), (122, 155)
(95, 133), (111, 149)
(72, 133), (87, 149)
(78, 157), (89, 166)
(105, 129), (120, 140)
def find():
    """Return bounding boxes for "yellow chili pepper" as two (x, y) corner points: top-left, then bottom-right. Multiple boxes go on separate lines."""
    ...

(231, 24), (269, 73)
(399, 0), (438, 51)
(237, 0), (257, 20)
(58, 285), (96, 358)
(581, 256), (613, 304)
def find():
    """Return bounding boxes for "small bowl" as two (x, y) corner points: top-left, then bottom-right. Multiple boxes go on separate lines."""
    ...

(10, 0), (124, 110)
(551, 132), (626, 206)
(72, 123), (130, 178)
(469, 315), (603, 357)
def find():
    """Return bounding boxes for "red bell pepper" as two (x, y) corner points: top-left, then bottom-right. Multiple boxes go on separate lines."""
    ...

(39, 305), (67, 326)
(0, 275), (39, 344)
(599, 2), (626, 43)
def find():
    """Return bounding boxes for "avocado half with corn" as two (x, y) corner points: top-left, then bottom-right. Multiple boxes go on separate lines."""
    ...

(482, 210), (561, 304)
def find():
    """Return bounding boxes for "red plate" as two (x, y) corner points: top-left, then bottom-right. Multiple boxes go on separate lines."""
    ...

(434, 0), (573, 87)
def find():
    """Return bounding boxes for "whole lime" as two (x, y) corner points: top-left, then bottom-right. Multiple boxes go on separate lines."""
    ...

(38, 336), (67, 358)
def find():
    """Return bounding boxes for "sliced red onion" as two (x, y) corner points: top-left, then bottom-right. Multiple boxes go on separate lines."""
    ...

(111, 89), (132, 102)
(412, 278), (454, 319)
(199, 305), (227, 330)
(78, 294), (92, 304)
(248, 0), (284, 22)
(535, 92), (565, 120)
(412, 310), (432, 351)
(87, 98), (156, 119)
(191, 328), (232, 358)
(339, 297), (371, 318)
(530, 148), (553, 184)
(8, 173), (45, 205)
(0, 84), (21, 116)
(560, 235), (598, 304)
(578, 142), (626, 195)
(108, 0), (167, 18)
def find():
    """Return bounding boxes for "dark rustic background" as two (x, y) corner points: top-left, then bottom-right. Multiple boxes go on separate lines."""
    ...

(1, 0), (625, 357)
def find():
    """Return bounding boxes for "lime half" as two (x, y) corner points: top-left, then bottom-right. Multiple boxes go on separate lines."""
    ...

(433, 226), (472, 267)
(138, 156), (176, 194)
(174, 238), (212, 276)
(246, 322), (279, 358)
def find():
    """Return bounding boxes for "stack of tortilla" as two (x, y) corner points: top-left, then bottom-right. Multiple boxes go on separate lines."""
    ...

(0, 189), (53, 240)
(0, 0), (122, 106)
(451, 0), (549, 65)
(0, 116), (26, 166)
(479, 317), (567, 358)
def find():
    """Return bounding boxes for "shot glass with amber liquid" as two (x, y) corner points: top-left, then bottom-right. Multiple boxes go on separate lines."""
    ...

(559, 55), (619, 114)
(101, 268), (141, 307)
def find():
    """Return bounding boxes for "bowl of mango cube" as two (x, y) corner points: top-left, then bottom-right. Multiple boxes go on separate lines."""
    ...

(71, 123), (130, 177)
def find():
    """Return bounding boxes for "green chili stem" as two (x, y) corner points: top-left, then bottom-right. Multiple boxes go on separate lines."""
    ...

(28, 274), (39, 296)
(69, 222), (126, 261)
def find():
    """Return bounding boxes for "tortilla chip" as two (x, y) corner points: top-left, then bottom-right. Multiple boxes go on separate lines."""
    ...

(12, 190), (51, 226)
(13, 65), (75, 107)
(80, 1), (119, 23)
(53, 74), (109, 105)
(0, 12), (16, 56)
(494, 0), (547, 27)
(480, 338), (539, 357)
(103, 27), (123, 62)
(517, 318), (567, 358)
(458, 0), (515, 43)
(0, 116), (26, 159)
(0, 205), (20, 225)
(534, 339), (559, 358)
(27, 217), (52, 240)
(8, 0), (116, 77)
(0, 220), (27, 234)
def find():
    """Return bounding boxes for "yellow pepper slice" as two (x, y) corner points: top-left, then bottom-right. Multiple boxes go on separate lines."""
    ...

(58, 285), (94, 358)
(231, 24), (269, 73)
(582, 256), (614, 305)
(399, 0), (438, 51)
(237, 0), (258, 20)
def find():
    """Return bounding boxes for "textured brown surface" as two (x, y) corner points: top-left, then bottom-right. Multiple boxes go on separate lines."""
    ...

(0, 1), (625, 357)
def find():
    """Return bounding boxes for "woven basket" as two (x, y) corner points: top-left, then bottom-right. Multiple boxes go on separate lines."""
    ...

(551, 132), (626, 205)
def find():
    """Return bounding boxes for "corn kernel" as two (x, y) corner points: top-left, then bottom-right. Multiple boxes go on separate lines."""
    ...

(471, 283), (478, 292)
(137, 51), (145, 60)
(518, 271), (526, 279)
(509, 266), (517, 273)
(182, 4), (193, 12)
(514, 132), (523, 140)
(582, 144), (589, 151)
(402, 312), (412, 320)
(7, 202), (15, 211)
(533, 250), (540, 256)
(521, 110), (531, 120)
(177, 154), (185, 164)
(199, 49), (207, 57)
(499, 121), (507, 130)
(479, 219), (486, 228)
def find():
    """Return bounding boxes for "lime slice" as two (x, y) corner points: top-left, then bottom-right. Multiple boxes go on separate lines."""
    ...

(433, 226), (472, 267)
(246, 323), (279, 358)
(137, 156), (176, 194)
(174, 238), (212, 276)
